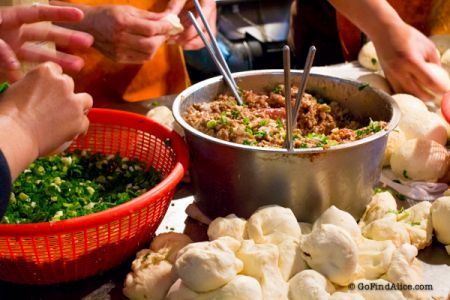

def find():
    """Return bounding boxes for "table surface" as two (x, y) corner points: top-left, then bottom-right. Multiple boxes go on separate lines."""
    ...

(1, 63), (449, 300)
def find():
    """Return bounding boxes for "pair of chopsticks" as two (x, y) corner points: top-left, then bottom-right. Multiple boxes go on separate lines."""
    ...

(283, 45), (316, 150)
(187, 0), (243, 105)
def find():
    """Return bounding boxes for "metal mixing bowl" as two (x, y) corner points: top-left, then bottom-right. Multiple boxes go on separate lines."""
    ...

(173, 70), (400, 222)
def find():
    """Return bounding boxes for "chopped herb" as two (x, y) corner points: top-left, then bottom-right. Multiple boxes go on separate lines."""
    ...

(230, 110), (240, 119)
(206, 120), (217, 129)
(219, 112), (228, 125)
(259, 119), (268, 126)
(0, 82), (9, 93)
(243, 117), (250, 125)
(276, 118), (283, 129)
(272, 86), (282, 94)
(322, 104), (331, 113)
(151, 101), (160, 107)
(402, 170), (410, 179)
(358, 83), (370, 91)
(371, 58), (378, 66)
(292, 134), (300, 140)
(253, 131), (266, 139)
(356, 119), (382, 137)
(3, 150), (162, 224)
(244, 127), (253, 135)
(373, 187), (385, 194)
(411, 221), (421, 226)
(299, 143), (309, 148)
(243, 140), (255, 146)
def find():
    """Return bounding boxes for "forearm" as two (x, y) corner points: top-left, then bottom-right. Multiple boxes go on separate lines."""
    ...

(0, 115), (38, 180)
(328, 0), (404, 42)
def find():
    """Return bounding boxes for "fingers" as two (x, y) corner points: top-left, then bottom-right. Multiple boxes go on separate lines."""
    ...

(0, 5), (84, 28)
(0, 39), (23, 82)
(18, 44), (85, 73)
(117, 31), (165, 58)
(21, 23), (93, 49)
(126, 17), (175, 37)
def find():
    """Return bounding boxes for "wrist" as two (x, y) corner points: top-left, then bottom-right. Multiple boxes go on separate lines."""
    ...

(0, 111), (39, 179)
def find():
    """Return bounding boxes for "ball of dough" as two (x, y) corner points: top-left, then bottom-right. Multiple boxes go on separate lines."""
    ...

(390, 138), (449, 182)
(357, 73), (393, 94)
(355, 238), (396, 280)
(162, 13), (184, 36)
(150, 232), (192, 264)
(392, 93), (447, 145)
(359, 191), (398, 227)
(288, 269), (335, 300)
(146, 105), (184, 136)
(358, 41), (381, 71)
(361, 215), (410, 247)
(174, 237), (243, 292)
(313, 205), (362, 243)
(202, 275), (263, 300)
(383, 128), (406, 167)
(207, 214), (247, 241)
(431, 196), (450, 244)
(165, 279), (199, 300)
(398, 201), (433, 250)
(300, 224), (358, 286)
(246, 205), (301, 244)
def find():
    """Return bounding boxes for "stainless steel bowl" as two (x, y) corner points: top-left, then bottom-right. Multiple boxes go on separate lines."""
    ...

(173, 70), (400, 222)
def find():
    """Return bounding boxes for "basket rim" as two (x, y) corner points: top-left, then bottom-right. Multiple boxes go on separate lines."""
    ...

(0, 108), (189, 235)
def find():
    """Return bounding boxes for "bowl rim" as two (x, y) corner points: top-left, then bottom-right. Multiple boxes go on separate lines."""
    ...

(173, 69), (400, 153)
(0, 108), (189, 234)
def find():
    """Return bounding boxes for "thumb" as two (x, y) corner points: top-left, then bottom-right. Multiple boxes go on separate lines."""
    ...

(165, 0), (188, 15)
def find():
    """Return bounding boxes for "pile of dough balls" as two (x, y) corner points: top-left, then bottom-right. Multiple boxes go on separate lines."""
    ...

(123, 193), (449, 300)
(357, 38), (450, 182)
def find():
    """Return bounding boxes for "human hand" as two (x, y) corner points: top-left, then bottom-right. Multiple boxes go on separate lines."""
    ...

(80, 4), (181, 63)
(165, 0), (217, 50)
(0, 62), (92, 171)
(0, 5), (93, 82)
(371, 23), (449, 100)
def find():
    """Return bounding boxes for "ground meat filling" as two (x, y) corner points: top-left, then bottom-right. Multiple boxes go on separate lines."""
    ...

(184, 85), (386, 148)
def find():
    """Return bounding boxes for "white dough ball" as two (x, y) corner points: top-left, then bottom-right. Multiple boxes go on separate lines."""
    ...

(174, 237), (243, 292)
(390, 138), (449, 182)
(357, 73), (393, 94)
(300, 224), (358, 286)
(431, 196), (450, 245)
(358, 41), (381, 71)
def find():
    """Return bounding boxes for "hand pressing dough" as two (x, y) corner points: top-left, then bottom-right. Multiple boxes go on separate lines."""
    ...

(162, 13), (184, 36)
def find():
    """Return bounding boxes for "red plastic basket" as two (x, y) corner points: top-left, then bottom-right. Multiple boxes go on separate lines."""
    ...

(0, 108), (189, 284)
